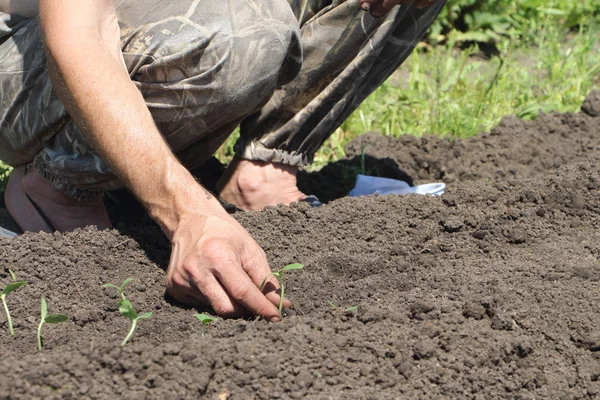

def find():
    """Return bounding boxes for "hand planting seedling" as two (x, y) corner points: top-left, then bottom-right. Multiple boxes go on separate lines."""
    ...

(1, 269), (26, 336)
(103, 278), (153, 346)
(194, 313), (219, 336)
(37, 297), (68, 351)
(259, 263), (304, 313)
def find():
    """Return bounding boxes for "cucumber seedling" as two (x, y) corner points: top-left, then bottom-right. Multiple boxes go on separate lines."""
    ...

(194, 313), (219, 336)
(259, 263), (304, 313)
(103, 278), (153, 346)
(1, 270), (26, 336)
(37, 297), (68, 351)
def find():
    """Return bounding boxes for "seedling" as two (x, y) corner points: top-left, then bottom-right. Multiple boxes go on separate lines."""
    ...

(1, 270), (26, 336)
(194, 313), (219, 336)
(327, 301), (358, 313)
(260, 263), (304, 313)
(37, 297), (68, 351)
(103, 278), (153, 346)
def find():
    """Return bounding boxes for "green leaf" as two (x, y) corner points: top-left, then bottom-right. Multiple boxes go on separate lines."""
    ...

(259, 272), (275, 292)
(327, 300), (337, 309)
(8, 269), (17, 281)
(281, 263), (304, 272)
(118, 298), (138, 321)
(137, 311), (153, 320)
(102, 283), (121, 292)
(121, 278), (134, 290)
(3, 281), (26, 295)
(45, 314), (68, 324)
(195, 313), (219, 324)
(345, 306), (358, 312)
(40, 297), (48, 320)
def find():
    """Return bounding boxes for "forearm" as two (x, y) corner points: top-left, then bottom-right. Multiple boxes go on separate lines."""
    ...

(40, 5), (221, 237)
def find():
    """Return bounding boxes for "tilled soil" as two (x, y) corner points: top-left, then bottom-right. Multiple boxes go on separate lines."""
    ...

(1, 91), (600, 399)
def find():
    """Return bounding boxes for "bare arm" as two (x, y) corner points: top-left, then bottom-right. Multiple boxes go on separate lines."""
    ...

(39, 0), (286, 320)
(40, 0), (200, 235)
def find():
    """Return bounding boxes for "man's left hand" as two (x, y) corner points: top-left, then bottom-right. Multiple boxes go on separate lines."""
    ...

(359, 0), (438, 18)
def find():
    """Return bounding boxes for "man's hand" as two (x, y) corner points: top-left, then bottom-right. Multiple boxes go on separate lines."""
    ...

(359, 0), (438, 17)
(40, 0), (288, 320)
(166, 207), (290, 321)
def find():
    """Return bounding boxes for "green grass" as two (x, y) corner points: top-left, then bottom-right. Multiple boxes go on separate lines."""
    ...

(0, 162), (10, 192)
(309, 23), (600, 169)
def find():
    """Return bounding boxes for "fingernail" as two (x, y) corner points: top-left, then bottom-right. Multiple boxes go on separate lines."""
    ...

(268, 316), (281, 323)
(360, 2), (371, 11)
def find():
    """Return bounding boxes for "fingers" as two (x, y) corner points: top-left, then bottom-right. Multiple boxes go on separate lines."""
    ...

(415, 0), (437, 8)
(191, 273), (249, 318)
(213, 260), (282, 322)
(359, 0), (436, 18)
(359, 0), (373, 11)
(261, 277), (293, 310)
(242, 247), (292, 309)
(370, 0), (400, 18)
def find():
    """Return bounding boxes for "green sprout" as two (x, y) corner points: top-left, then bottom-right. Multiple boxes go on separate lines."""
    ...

(1, 270), (26, 336)
(37, 297), (68, 351)
(259, 263), (304, 313)
(103, 278), (153, 346)
(194, 313), (219, 336)
(327, 301), (358, 313)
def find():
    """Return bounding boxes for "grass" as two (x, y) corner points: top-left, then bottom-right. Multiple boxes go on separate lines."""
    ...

(0, 162), (10, 193)
(310, 23), (600, 169)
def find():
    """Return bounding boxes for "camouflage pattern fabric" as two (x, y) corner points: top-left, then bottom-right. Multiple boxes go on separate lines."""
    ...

(0, 0), (445, 199)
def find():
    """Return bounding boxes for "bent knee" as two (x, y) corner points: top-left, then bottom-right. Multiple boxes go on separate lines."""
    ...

(121, 0), (301, 87)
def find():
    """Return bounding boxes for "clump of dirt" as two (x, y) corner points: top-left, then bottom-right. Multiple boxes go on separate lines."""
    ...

(1, 91), (600, 399)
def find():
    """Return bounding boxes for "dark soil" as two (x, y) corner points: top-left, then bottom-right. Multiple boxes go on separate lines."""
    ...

(1, 91), (600, 399)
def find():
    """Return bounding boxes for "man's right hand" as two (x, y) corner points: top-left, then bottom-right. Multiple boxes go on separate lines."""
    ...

(165, 203), (290, 321)
(40, 0), (288, 320)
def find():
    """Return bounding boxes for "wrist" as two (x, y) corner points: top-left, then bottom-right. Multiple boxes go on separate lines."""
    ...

(144, 162), (225, 239)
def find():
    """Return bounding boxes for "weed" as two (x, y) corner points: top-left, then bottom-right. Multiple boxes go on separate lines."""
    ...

(260, 263), (304, 313)
(345, 306), (358, 312)
(103, 278), (153, 346)
(194, 313), (219, 336)
(1, 270), (26, 336)
(37, 297), (68, 351)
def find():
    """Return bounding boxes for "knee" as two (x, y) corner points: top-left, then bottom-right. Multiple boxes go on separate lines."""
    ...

(123, 0), (301, 87)
(121, 0), (301, 125)
(230, 0), (302, 88)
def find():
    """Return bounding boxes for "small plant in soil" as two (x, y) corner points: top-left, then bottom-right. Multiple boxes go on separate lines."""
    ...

(37, 297), (68, 351)
(327, 301), (358, 313)
(103, 278), (153, 346)
(1, 270), (26, 336)
(194, 313), (219, 336)
(260, 263), (304, 313)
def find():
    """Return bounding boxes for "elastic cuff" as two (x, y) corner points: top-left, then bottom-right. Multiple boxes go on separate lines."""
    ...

(234, 141), (313, 167)
(33, 159), (103, 202)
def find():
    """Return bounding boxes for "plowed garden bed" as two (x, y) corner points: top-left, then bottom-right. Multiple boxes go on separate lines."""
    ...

(1, 91), (600, 399)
